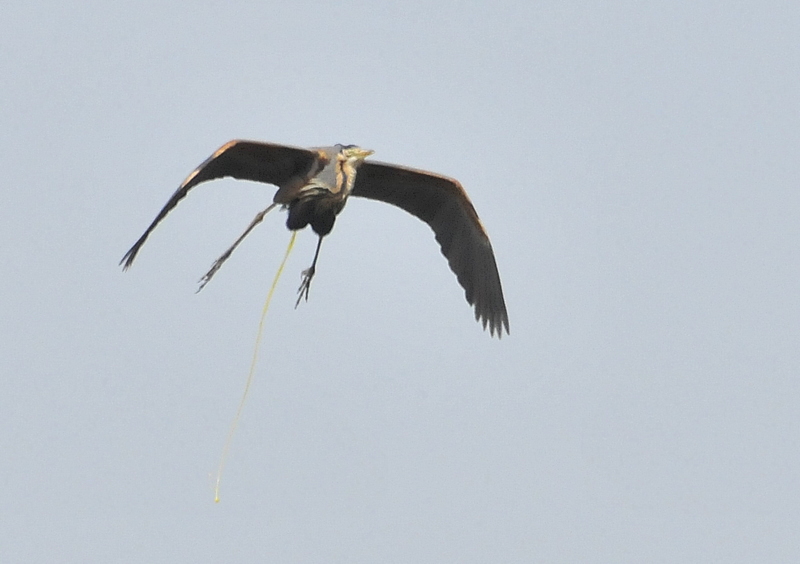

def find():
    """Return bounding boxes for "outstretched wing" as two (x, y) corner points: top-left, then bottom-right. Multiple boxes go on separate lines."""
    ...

(120, 140), (320, 268)
(352, 161), (509, 337)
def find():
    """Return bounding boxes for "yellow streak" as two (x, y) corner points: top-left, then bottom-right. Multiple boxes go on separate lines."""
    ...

(214, 230), (298, 503)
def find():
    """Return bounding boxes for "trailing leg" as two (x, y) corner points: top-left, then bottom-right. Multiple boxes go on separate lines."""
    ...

(295, 235), (324, 307)
(198, 203), (277, 291)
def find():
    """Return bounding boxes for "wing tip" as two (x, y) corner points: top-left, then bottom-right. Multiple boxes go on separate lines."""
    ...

(487, 314), (511, 339)
(474, 304), (510, 339)
(120, 234), (148, 270)
(120, 248), (137, 270)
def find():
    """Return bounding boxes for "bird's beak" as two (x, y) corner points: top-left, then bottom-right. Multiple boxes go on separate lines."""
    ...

(356, 149), (374, 160)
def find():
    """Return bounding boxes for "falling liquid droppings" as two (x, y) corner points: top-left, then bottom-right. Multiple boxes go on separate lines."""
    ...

(214, 231), (298, 503)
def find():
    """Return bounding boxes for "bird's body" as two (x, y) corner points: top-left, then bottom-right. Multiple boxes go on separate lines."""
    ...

(280, 145), (366, 236)
(121, 141), (509, 337)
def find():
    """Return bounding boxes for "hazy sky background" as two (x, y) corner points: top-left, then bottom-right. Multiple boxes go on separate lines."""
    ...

(3, 1), (799, 562)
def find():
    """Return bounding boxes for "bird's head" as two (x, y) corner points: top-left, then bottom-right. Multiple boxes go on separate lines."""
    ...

(340, 144), (374, 166)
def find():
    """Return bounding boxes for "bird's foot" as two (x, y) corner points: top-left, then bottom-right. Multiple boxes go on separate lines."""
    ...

(197, 254), (229, 292)
(295, 266), (316, 308)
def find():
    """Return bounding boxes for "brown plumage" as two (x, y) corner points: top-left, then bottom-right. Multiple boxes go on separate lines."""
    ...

(121, 140), (509, 337)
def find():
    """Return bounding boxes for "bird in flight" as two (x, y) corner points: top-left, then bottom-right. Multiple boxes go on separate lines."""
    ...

(121, 141), (509, 337)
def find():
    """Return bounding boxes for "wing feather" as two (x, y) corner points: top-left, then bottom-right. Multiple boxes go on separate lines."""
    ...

(120, 140), (319, 268)
(352, 161), (509, 337)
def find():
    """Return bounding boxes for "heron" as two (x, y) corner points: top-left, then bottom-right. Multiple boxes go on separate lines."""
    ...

(121, 141), (509, 337)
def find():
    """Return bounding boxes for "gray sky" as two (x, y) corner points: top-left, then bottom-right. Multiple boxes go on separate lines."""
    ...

(3, 1), (799, 562)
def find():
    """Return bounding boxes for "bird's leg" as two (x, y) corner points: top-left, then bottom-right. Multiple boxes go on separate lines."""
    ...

(295, 235), (324, 308)
(197, 203), (278, 291)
